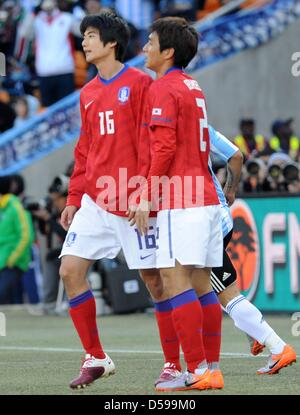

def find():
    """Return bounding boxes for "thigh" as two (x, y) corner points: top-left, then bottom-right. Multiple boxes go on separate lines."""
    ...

(60, 194), (121, 261)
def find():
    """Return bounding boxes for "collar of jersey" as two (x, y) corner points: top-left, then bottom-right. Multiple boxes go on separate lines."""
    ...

(98, 64), (129, 85)
(164, 66), (183, 76)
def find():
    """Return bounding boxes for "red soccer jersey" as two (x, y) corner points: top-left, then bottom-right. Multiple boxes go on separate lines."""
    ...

(143, 68), (219, 210)
(67, 65), (152, 216)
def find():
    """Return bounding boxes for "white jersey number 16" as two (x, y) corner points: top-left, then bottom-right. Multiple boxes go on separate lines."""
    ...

(99, 110), (115, 135)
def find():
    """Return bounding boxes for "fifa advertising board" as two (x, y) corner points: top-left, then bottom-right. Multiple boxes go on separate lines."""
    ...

(228, 197), (300, 311)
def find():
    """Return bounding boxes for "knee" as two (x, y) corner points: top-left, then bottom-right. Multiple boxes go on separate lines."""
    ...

(140, 270), (164, 300)
(59, 260), (79, 284)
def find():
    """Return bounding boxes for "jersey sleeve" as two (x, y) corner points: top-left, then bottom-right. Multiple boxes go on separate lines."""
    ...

(149, 84), (178, 130)
(66, 95), (89, 208)
(209, 125), (239, 162)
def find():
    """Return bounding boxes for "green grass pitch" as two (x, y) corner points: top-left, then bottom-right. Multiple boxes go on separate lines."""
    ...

(0, 309), (298, 395)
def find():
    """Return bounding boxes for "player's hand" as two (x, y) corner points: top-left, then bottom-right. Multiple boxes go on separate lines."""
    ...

(135, 199), (151, 236)
(126, 204), (137, 226)
(61, 205), (78, 231)
(224, 190), (236, 207)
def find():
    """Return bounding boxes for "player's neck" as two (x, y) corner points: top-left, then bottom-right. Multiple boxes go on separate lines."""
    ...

(156, 62), (176, 79)
(96, 59), (124, 81)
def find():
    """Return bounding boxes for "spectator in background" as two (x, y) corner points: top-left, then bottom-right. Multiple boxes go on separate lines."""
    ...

(13, 96), (30, 126)
(234, 119), (268, 159)
(31, 174), (68, 314)
(0, 175), (33, 304)
(17, 0), (81, 107)
(270, 119), (299, 162)
(0, 0), (22, 58)
(84, 0), (104, 14)
(160, 0), (198, 21)
(0, 98), (16, 132)
(9, 173), (42, 306)
(113, 0), (160, 50)
(12, 93), (40, 127)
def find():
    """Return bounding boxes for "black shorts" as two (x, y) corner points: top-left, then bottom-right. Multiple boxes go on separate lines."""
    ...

(210, 230), (237, 294)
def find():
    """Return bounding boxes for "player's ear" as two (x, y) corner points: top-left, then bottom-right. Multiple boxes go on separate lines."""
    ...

(163, 47), (175, 62)
(108, 40), (117, 50)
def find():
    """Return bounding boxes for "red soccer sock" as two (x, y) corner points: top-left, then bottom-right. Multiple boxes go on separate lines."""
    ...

(199, 291), (222, 364)
(69, 290), (105, 359)
(154, 300), (181, 371)
(170, 289), (206, 373)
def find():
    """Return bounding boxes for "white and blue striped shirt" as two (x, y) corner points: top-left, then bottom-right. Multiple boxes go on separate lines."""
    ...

(208, 125), (239, 237)
(114, 0), (155, 30)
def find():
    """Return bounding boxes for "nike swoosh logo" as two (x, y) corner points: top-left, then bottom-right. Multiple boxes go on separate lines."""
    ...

(140, 254), (153, 260)
(185, 376), (199, 387)
(84, 100), (94, 110)
(269, 360), (279, 369)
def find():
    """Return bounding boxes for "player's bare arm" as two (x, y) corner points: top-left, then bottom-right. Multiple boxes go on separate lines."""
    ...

(223, 149), (243, 206)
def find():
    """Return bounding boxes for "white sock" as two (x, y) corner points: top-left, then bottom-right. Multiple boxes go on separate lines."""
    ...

(226, 295), (285, 353)
(264, 332), (286, 355)
(208, 362), (220, 371)
(194, 360), (208, 375)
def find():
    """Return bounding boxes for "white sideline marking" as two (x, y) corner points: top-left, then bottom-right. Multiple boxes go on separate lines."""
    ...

(0, 346), (298, 359)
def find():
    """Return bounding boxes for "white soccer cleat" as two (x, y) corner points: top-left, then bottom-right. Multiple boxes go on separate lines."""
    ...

(69, 353), (115, 389)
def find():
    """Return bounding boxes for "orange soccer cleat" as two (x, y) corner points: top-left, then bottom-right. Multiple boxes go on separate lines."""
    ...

(256, 344), (297, 375)
(251, 340), (265, 356)
(210, 369), (224, 389)
(155, 369), (211, 392)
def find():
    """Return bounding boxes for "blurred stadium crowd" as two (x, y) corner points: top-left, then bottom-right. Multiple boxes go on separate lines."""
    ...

(0, 0), (299, 308)
(0, 0), (268, 130)
(214, 118), (300, 194)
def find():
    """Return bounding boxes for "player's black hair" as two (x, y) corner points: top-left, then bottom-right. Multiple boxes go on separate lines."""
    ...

(150, 17), (198, 68)
(80, 11), (130, 62)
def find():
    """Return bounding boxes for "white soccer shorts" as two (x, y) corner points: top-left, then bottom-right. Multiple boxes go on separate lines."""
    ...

(60, 194), (157, 270)
(155, 205), (223, 268)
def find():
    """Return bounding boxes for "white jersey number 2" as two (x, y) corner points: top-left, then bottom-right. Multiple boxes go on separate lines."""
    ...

(196, 98), (208, 152)
(99, 111), (115, 135)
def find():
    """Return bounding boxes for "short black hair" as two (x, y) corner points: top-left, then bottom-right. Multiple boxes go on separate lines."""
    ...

(150, 17), (198, 68)
(240, 119), (255, 129)
(10, 174), (25, 196)
(80, 11), (130, 62)
(0, 176), (11, 195)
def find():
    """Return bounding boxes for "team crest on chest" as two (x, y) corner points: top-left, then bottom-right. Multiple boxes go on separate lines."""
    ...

(118, 86), (130, 103)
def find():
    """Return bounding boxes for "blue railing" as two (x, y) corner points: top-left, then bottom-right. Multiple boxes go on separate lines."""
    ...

(1, 0), (299, 175)
(0, 92), (80, 174)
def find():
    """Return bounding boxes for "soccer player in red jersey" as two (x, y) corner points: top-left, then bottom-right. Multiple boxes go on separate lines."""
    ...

(133, 17), (224, 391)
(59, 12), (160, 389)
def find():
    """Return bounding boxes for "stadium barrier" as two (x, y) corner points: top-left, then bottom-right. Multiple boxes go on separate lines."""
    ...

(230, 195), (300, 312)
(128, 0), (300, 72)
(0, 92), (80, 175)
(1, 0), (299, 175)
